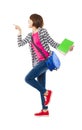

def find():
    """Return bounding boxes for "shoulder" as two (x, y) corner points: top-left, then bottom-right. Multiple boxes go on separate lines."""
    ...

(27, 32), (32, 40)
(38, 27), (48, 35)
(38, 27), (47, 32)
(28, 32), (32, 36)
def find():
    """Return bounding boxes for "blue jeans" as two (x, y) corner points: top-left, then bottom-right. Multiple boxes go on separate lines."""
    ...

(25, 60), (48, 109)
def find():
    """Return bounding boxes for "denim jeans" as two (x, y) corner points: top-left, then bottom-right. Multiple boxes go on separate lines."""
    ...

(25, 60), (48, 109)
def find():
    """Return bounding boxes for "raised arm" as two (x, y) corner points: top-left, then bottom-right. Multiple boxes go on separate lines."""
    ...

(14, 24), (30, 47)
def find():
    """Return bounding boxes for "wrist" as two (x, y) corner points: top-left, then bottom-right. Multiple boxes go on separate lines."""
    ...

(18, 30), (22, 35)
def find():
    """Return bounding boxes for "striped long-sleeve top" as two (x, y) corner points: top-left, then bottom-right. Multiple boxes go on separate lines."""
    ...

(17, 27), (59, 67)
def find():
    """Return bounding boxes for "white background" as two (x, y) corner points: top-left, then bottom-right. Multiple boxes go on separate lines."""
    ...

(0, 0), (82, 130)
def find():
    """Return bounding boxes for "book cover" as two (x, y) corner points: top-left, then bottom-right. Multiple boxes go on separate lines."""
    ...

(57, 38), (74, 54)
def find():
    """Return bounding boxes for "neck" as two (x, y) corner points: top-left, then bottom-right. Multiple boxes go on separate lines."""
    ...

(32, 27), (38, 33)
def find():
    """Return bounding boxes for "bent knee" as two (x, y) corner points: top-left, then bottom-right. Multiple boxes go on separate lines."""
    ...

(25, 75), (31, 83)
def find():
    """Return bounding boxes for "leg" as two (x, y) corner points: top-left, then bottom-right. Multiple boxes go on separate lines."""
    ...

(25, 60), (52, 114)
(25, 60), (48, 94)
(37, 72), (48, 110)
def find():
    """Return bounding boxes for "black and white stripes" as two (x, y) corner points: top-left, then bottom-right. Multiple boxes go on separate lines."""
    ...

(17, 27), (59, 67)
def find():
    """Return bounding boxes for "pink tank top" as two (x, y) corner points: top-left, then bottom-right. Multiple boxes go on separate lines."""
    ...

(32, 32), (50, 61)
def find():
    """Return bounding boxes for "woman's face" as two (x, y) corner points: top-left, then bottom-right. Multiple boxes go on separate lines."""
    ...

(28, 19), (33, 28)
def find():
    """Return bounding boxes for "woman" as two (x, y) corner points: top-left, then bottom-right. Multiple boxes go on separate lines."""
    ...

(14, 14), (73, 116)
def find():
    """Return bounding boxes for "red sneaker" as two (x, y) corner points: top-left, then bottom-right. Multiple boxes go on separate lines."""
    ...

(44, 90), (52, 105)
(34, 110), (49, 116)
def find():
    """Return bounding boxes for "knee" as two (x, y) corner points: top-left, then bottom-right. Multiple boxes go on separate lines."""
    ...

(25, 75), (31, 83)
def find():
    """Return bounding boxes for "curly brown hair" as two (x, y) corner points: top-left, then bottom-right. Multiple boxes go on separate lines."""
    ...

(30, 14), (44, 28)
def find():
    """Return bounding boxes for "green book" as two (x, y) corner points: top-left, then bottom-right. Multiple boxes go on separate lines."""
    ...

(57, 38), (74, 54)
